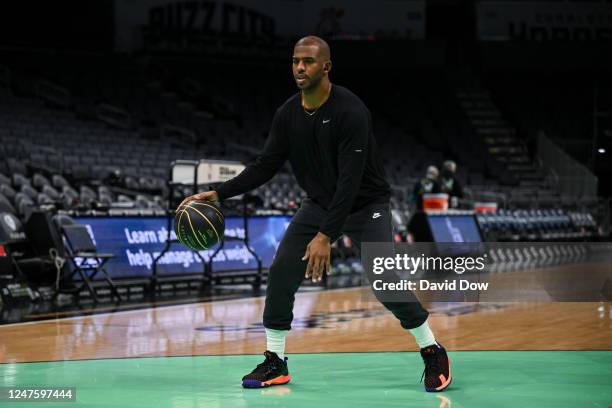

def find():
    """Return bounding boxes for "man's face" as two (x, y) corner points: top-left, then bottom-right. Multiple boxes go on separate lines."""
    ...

(426, 167), (439, 180)
(292, 45), (327, 90)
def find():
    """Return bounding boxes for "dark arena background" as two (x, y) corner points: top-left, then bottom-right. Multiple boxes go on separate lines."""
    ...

(0, 1), (611, 407)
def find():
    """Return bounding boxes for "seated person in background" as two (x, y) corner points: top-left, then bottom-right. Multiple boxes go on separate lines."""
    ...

(412, 165), (440, 210)
(439, 160), (463, 208)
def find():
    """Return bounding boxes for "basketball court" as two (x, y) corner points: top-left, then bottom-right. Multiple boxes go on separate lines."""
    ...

(1, 286), (610, 407)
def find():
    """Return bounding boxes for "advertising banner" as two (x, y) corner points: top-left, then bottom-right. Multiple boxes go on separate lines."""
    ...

(74, 215), (290, 279)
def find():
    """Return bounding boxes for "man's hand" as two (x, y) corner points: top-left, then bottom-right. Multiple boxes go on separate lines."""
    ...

(303, 232), (331, 282)
(178, 191), (219, 211)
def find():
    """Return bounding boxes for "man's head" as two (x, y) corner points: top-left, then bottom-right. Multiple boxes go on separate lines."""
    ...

(442, 160), (457, 176)
(292, 36), (331, 91)
(425, 166), (439, 181)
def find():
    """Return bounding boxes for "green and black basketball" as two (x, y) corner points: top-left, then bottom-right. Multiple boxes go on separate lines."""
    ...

(174, 200), (225, 250)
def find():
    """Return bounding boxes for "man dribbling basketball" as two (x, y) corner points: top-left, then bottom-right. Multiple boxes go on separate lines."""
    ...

(180, 36), (452, 392)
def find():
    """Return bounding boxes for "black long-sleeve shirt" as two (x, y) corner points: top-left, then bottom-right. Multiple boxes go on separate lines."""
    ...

(440, 175), (463, 199)
(216, 84), (391, 240)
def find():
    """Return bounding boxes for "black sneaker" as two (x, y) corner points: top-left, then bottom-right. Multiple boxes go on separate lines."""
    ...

(242, 351), (291, 388)
(420, 343), (452, 392)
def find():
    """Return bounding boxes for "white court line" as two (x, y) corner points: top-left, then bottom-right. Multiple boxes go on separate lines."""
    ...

(0, 286), (364, 328)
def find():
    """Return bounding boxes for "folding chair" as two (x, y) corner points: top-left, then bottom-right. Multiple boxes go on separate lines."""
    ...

(59, 222), (121, 302)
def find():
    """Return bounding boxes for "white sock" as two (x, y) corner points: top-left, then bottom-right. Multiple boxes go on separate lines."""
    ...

(408, 320), (437, 349)
(265, 328), (288, 360)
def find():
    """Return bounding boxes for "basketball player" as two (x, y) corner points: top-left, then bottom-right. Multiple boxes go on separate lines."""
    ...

(180, 36), (452, 392)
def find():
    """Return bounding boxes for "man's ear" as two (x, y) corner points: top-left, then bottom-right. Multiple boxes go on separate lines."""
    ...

(324, 60), (332, 74)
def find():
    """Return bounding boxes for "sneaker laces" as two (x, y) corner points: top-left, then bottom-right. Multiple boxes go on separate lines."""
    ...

(252, 351), (280, 377)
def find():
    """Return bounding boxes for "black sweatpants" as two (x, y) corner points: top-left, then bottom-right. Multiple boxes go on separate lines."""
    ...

(263, 199), (429, 331)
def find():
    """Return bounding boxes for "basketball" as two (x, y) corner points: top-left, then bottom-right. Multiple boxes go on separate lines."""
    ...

(174, 200), (225, 250)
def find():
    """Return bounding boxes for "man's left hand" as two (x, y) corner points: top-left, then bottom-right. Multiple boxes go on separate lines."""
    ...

(303, 232), (331, 282)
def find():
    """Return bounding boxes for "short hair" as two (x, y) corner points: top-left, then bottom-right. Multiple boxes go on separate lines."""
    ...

(294, 36), (331, 60)
(443, 160), (457, 172)
(426, 166), (439, 178)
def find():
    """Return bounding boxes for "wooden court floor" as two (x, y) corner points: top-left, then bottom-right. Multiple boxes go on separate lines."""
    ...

(0, 287), (610, 364)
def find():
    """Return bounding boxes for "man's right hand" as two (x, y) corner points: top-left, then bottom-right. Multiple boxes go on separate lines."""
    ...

(178, 191), (219, 211)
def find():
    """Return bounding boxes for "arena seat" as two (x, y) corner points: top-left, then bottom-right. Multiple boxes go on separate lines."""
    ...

(0, 184), (16, 201)
(20, 184), (39, 201)
(14, 193), (34, 217)
(0, 193), (16, 215)
(12, 174), (31, 189)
